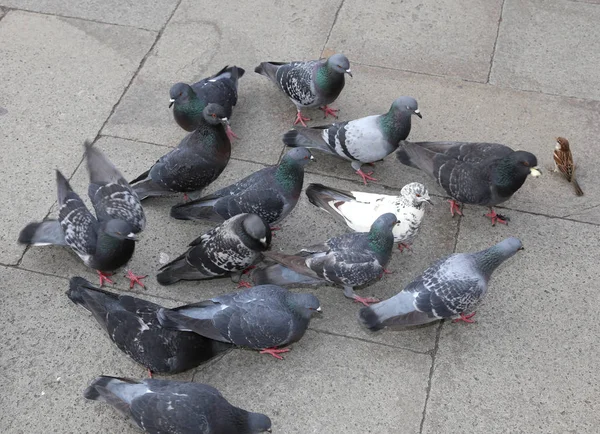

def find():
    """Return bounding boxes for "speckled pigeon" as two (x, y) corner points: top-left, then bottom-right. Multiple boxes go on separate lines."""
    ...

(169, 65), (245, 140)
(170, 148), (314, 226)
(130, 103), (230, 201)
(255, 53), (352, 126)
(67, 277), (231, 375)
(84, 376), (272, 433)
(253, 213), (397, 306)
(360, 237), (523, 330)
(157, 214), (271, 286)
(396, 141), (541, 225)
(18, 142), (144, 287)
(283, 96), (420, 184)
(306, 182), (432, 251)
(158, 285), (321, 360)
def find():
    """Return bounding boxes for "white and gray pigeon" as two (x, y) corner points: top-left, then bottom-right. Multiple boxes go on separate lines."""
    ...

(157, 214), (272, 286)
(252, 213), (398, 306)
(158, 285), (321, 360)
(67, 277), (231, 375)
(359, 237), (523, 330)
(255, 53), (352, 126)
(130, 103), (230, 201)
(283, 97), (421, 184)
(170, 148), (314, 227)
(169, 65), (245, 140)
(84, 376), (272, 433)
(306, 182), (432, 251)
(18, 142), (144, 287)
(396, 141), (541, 225)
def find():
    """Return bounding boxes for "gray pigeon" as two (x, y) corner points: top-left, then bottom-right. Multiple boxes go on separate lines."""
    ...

(130, 103), (230, 201)
(283, 97), (421, 184)
(156, 214), (272, 286)
(396, 141), (541, 225)
(170, 65), (245, 140)
(170, 148), (314, 226)
(359, 237), (523, 330)
(255, 53), (352, 126)
(253, 213), (398, 306)
(67, 277), (231, 375)
(157, 285), (321, 359)
(84, 376), (272, 433)
(18, 142), (144, 287)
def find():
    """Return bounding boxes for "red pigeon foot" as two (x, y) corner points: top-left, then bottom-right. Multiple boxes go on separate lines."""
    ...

(259, 347), (290, 360)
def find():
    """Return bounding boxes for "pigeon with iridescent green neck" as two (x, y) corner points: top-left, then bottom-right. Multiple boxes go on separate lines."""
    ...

(283, 97), (421, 184)
(255, 53), (352, 126)
(169, 65), (245, 140)
(253, 213), (397, 306)
(170, 148), (314, 226)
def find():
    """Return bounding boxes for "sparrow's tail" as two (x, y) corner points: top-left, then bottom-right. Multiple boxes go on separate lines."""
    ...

(572, 178), (584, 196)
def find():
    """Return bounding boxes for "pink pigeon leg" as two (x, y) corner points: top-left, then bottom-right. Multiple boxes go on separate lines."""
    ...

(259, 347), (290, 360)
(452, 312), (477, 323)
(319, 105), (339, 119)
(293, 109), (311, 127)
(397, 242), (413, 252)
(147, 369), (153, 378)
(237, 281), (253, 289)
(356, 169), (378, 185)
(125, 270), (147, 289)
(485, 208), (509, 226)
(448, 199), (463, 217)
(225, 124), (239, 141)
(97, 271), (114, 286)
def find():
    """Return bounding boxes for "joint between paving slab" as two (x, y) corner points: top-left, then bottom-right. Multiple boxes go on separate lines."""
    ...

(486, 0), (506, 84)
(419, 321), (443, 434)
(320, 0), (346, 57)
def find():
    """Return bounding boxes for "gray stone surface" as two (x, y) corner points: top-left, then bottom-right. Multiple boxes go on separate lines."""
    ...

(0, 11), (155, 264)
(491, 0), (600, 100)
(422, 211), (600, 433)
(326, 0), (503, 82)
(0, 0), (178, 30)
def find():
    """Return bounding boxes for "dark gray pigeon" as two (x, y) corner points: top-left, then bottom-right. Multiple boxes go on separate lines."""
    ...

(396, 141), (541, 225)
(170, 148), (314, 226)
(158, 285), (321, 359)
(130, 103), (230, 201)
(253, 213), (397, 306)
(157, 214), (272, 286)
(170, 65), (245, 140)
(67, 277), (231, 375)
(84, 376), (272, 433)
(284, 97), (421, 184)
(18, 142), (144, 287)
(360, 237), (523, 330)
(255, 53), (352, 126)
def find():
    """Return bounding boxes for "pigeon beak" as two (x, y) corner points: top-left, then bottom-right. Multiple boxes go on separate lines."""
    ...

(414, 109), (422, 119)
(259, 236), (268, 246)
(309, 154), (316, 162)
(518, 246), (525, 251)
(530, 166), (542, 177)
(169, 98), (175, 108)
(424, 197), (434, 205)
(316, 306), (322, 312)
(345, 68), (352, 77)
(126, 232), (138, 241)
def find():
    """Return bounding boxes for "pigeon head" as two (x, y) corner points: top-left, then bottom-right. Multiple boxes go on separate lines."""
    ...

(282, 147), (315, 167)
(326, 53), (352, 77)
(494, 151), (541, 196)
(391, 96), (421, 118)
(169, 82), (195, 108)
(202, 103), (228, 126)
(401, 182), (432, 207)
(474, 237), (523, 278)
(367, 213), (397, 262)
(286, 292), (322, 320)
(246, 412), (272, 433)
(101, 219), (138, 241)
(241, 214), (272, 251)
(370, 213), (398, 232)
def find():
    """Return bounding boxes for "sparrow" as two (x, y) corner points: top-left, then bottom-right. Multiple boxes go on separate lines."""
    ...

(553, 137), (583, 196)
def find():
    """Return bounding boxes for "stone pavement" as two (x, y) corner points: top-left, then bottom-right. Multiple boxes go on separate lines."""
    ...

(1, 0), (599, 432)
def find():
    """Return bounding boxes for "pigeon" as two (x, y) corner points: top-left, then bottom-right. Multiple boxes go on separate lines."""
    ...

(253, 213), (397, 306)
(84, 376), (272, 433)
(170, 148), (314, 226)
(169, 65), (245, 140)
(396, 141), (541, 225)
(18, 142), (144, 287)
(156, 214), (272, 286)
(157, 285), (321, 359)
(359, 237), (523, 330)
(255, 53), (352, 126)
(67, 277), (231, 375)
(553, 137), (583, 196)
(130, 103), (231, 201)
(283, 97), (421, 184)
(306, 182), (432, 251)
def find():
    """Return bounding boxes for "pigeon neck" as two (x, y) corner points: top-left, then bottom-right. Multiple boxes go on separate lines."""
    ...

(275, 158), (304, 197)
(315, 63), (345, 97)
(379, 110), (411, 145)
(174, 95), (205, 119)
(492, 157), (528, 198)
(368, 229), (393, 265)
(94, 232), (135, 269)
(472, 245), (513, 279)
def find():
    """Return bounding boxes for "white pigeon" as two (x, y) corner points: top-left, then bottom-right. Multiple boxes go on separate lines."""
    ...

(305, 182), (432, 251)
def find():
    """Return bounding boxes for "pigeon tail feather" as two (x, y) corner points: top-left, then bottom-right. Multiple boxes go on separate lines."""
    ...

(170, 199), (224, 222)
(156, 255), (211, 285)
(18, 220), (66, 246)
(252, 263), (323, 286)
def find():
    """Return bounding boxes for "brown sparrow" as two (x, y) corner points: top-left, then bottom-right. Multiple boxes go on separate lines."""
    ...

(553, 137), (583, 196)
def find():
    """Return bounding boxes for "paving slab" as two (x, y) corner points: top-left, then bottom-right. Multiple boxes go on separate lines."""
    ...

(102, 0), (343, 165)
(302, 63), (600, 224)
(326, 0), (503, 82)
(0, 267), (196, 433)
(422, 211), (600, 434)
(491, 0), (600, 100)
(0, 11), (155, 264)
(195, 330), (431, 433)
(0, 0), (178, 30)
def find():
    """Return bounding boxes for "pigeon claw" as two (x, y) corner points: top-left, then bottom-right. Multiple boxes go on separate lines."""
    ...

(356, 169), (378, 185)
(448, 199), (463, 217)
(241, 265), (256, 275)
(147, 369), (153, 378)
(237, 281), (253, 289)
(485, 209), (509, 226)
(225, 125), (239, 141)
(397, 242), (413, 253)
(383, 268), (394, 275)
(293, 111), (311, 127)
(125, 270), (147, 289)
(319, 105), (339, 119)
(97, 271), (114, 286)
(259, 347), (290, 360)
(183, 193), (190, 202)
(353, 295), (381, 307)
(452, 312), (477, 324)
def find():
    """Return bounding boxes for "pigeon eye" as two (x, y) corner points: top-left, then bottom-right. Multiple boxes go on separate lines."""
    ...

(416, 194), (421, 197)
(212, 113), (216, 118)
(178, 92), (182, 97)
(523, 161), (530, 167)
